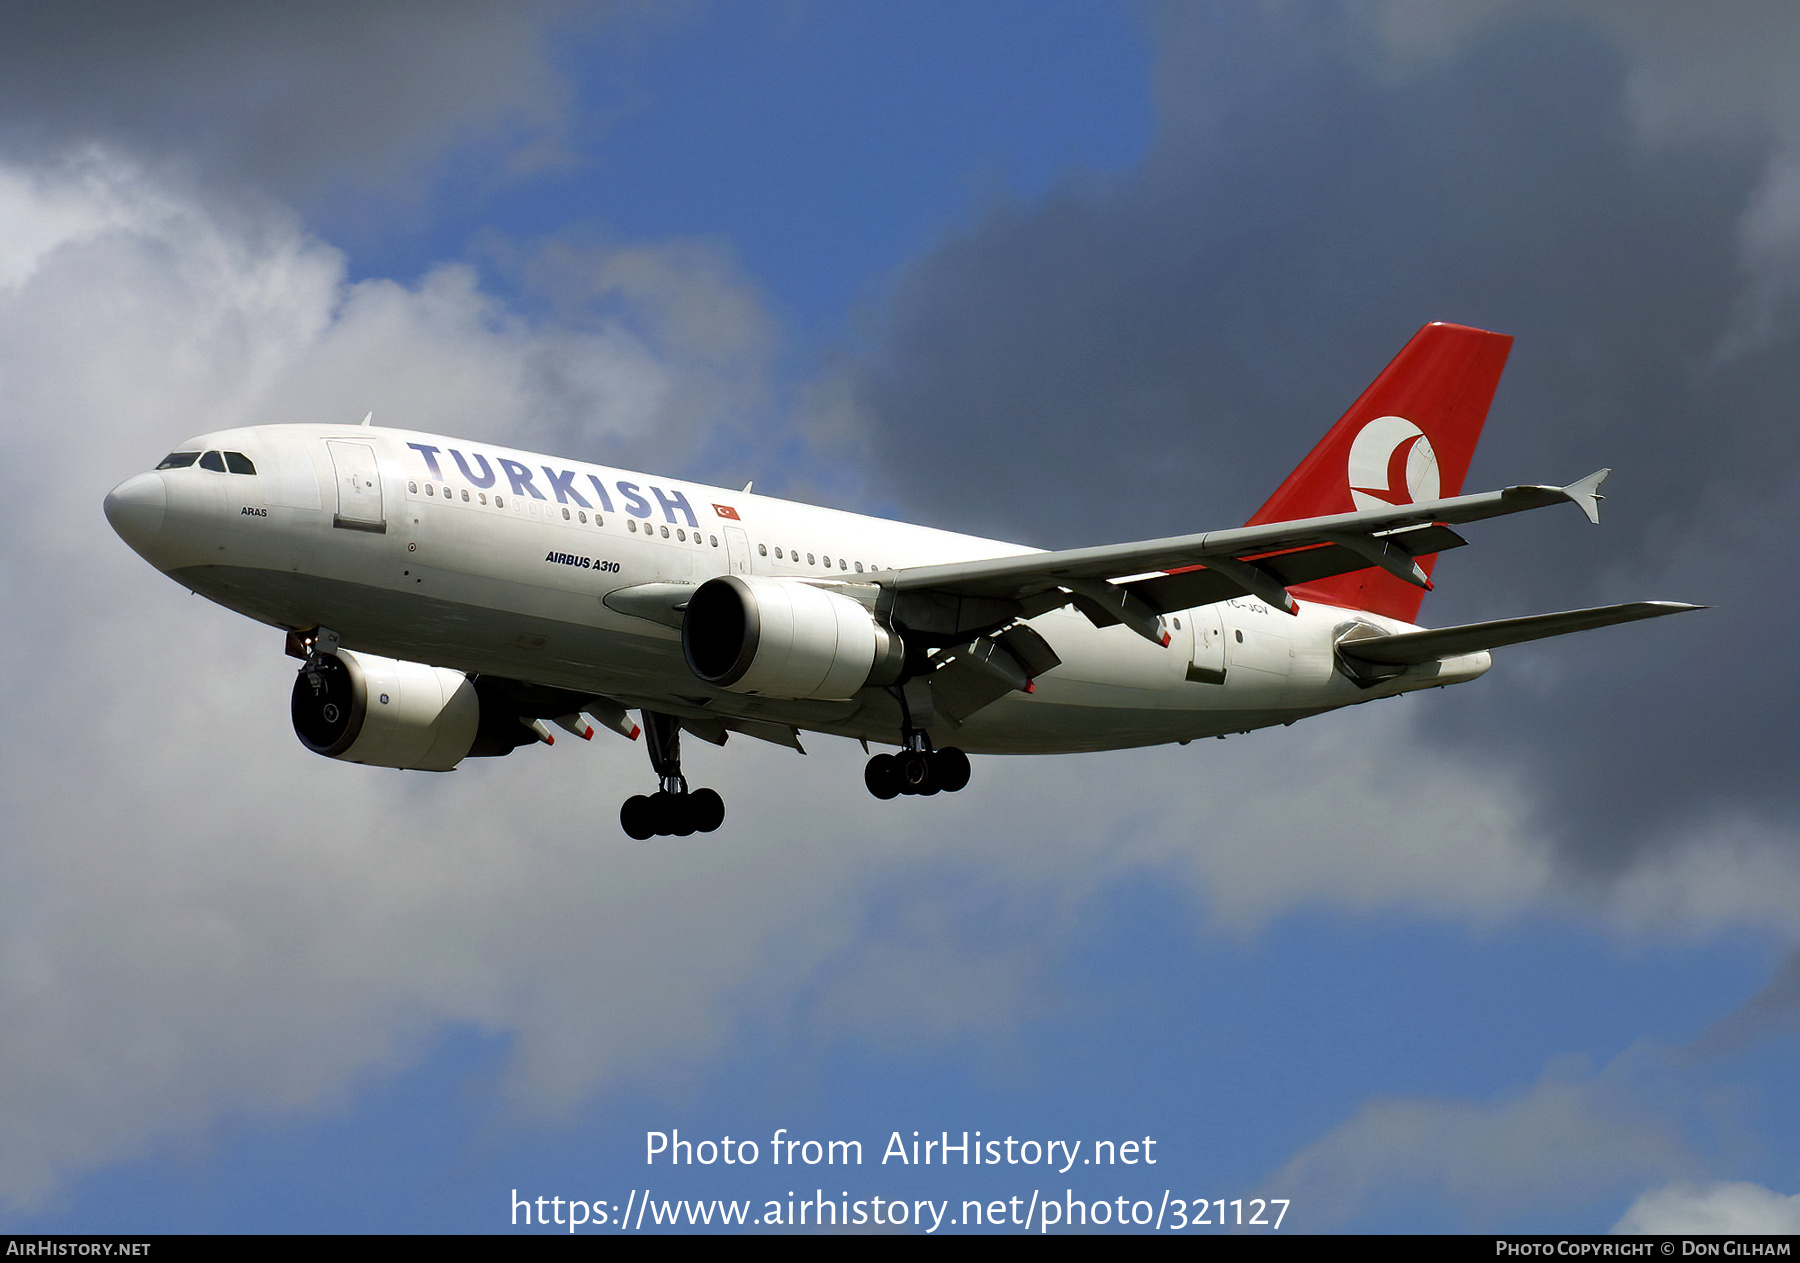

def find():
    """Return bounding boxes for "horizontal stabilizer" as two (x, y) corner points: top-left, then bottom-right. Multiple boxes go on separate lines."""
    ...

(1338, 601), (1703, 666)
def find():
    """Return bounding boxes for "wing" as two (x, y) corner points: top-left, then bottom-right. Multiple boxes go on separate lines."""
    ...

(873, 469), (1612, 644)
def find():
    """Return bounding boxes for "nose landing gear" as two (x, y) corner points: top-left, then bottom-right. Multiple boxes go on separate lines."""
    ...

(621, 711), (727, 839)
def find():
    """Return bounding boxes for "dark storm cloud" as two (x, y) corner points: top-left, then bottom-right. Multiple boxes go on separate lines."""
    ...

(842, 6), (1797, 871)
(0, 1), (594, 198)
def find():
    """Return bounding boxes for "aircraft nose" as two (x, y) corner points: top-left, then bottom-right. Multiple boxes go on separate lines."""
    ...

(104, 471), (167, 557)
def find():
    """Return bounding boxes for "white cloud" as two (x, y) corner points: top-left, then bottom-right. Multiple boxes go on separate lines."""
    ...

(0, 149), (807, 1205)
(0, 2), (594, 201)
(1604, 818), (1800, 942)
(1266, 1051), (1689, 1229)
(1615, 1181), (1800, 1234)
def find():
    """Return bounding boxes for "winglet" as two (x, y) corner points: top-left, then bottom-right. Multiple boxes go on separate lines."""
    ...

(1563, 468), (1610, 524)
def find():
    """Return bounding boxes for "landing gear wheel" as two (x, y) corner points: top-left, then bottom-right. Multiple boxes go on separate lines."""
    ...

(691, 788), (725, 833)
(621, 795), (655, 840)
(619, 711), (730, 838)
(645, 790), (687, 837)
(933, 747), (971, 793)
(864, 753), (901, 800)
(899, 750), (936, 796)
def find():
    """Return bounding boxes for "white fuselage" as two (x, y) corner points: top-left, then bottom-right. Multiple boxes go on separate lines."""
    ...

(109, 423), (1490, 753)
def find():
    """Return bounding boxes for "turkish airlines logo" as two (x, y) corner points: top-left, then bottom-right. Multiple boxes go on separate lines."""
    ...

(1348, 415), (1439, 511)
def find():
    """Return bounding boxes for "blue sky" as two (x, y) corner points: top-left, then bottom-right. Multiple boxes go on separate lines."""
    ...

(5, 0), (1800, 1235)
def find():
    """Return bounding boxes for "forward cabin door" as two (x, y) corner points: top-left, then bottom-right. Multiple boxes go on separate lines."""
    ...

(327, 440), (385, 533)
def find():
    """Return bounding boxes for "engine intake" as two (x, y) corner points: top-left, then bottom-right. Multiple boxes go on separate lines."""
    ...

(682, 575), (903, 700)
(291, 649), (491, 771)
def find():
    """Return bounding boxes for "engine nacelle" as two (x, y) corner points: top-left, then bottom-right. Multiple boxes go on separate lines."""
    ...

(682, 574), (903, 700)
(291, 649), (481, 771)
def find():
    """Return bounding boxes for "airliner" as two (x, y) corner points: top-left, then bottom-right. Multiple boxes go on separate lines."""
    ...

(104, 322), (1696, 838)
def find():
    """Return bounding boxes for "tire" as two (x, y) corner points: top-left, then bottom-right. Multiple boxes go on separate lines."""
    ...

(865, 753), (901, 800)
(934, 747), (971, 793)
(691, 788), (726, 833)
(652, 790), (694, 837)
(620, 795), (655, 840)
(899, 751), (934, 796)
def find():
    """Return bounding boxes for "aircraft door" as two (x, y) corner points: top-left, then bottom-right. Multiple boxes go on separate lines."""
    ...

(1186, 605), (1227, 685)
(327, 440), (385, 533)
(724, 526), (751, 574)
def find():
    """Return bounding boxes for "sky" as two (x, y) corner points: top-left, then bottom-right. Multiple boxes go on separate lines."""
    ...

(4, 0), (1800, 1235)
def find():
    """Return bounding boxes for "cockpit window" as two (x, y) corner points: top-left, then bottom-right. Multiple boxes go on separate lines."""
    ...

(224, 451), (256, 475)
(156, 452), (200, 469)
(198, 450), (227, 472)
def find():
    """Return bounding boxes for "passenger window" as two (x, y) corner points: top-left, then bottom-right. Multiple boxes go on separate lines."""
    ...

(224, 451), (256, 475)
(807, 553), (815, 566)
(710, 535), (718, 547)
(759, 544), (768, 556)
(562, 507), (571, 520)
(774, 547), (782, 559)
(1235, 630), (1243, 642)
(660, 525), (670, 538)
(495, 495), (505, 508)
(855, 561), (863, 573)
(628, 520), (637, 533)
(822, 555), (830, 568)
(426, 484), (435, 496)
(461, 489), (470, 502)
(156, 452), (200, 469)
(408, 481), (418, 494)
(478, 492), (487, 505)
(839, 558), (847, 570)
(579, 511), (587, 524)
(676, 528), (686, 541)
(199, 450), (226, 473)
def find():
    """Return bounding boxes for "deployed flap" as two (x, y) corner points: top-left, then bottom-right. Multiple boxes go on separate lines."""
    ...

(1124, 525), (1466, 615)
(721, 717), (806, 753)
(1338, 601), (1702, 666)
(927, 659), (1013, 726)
(995, 623), (1062, 678)
(679, 716), (730, 746)
(927, 639), (1022, 723)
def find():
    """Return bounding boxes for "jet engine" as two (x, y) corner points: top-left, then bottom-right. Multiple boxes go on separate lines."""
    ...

(290, 649), (537, 770)
(682, 575), (904, 700)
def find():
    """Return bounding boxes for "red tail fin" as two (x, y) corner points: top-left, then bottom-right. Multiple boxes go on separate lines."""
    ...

(1246, 322), (1513, 622)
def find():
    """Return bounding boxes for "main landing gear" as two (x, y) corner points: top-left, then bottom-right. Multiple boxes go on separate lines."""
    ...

(864, 734), (971, 800)
(621, 711), (725, 839)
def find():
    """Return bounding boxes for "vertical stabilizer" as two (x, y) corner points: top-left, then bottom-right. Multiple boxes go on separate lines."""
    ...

(1245, 322), (1513, 622)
